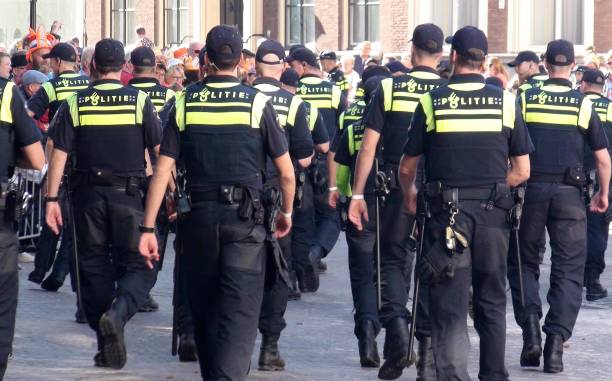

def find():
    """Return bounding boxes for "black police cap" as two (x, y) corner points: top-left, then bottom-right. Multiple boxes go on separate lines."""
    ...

(289, 44), (305, 55)
(280, 68), (300, 88)
(582, 69), (606, 86)
(410, 23), (444, 53)
(361, 65), (391, 83)
(43, 42), (77, 62)
(131, 46), (156, 67)
(319, 50), (337, 61)
(256, 40), (286, 65)
(10, 53), (27, 68)
(508, 50), (540, 67)
(447, 26), (488, 61)
(94, 39), (125, 67)
(286, 48), (318, 67)
(385, 61), (409, 74)
(363, 76), (387, 102)
(205, 25), (243, 64)
(545, 39), (574, 66)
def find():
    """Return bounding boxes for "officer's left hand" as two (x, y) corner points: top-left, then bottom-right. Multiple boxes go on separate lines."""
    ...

(328, 189), (340, 208)
(139, 233), (160, 270)
(45, 202), (63, 235)
(590, 191), (609, 213)
(275, 213), (292, 239)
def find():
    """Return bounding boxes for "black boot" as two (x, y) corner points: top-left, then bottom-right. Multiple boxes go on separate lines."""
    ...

(416, 336), (436, 381)
(296, 264), (319, 293)
(288, 271), (302, 300)
(138, 294), (159, 312)
(258, 334), (285, 371)
(520, 314), (542, 367)
(98, 298), (128, 369)
(378, 317), (410, 380)
(585, 270), (608, 301)
(75, 307), (88, 324)
(356, 320), (380, 368)
(178, 333), (197, 362)
(28, 270), (45, 284)
(41, 276), (63, 292)
(543, 334), (564, 373)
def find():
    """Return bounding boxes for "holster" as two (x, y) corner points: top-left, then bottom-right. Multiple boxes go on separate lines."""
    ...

(308, 156), (328, 195)
(337, 195), (349, 231)
(563, 165), (587, 188)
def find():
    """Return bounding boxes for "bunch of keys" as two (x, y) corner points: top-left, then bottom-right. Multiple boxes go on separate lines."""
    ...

(445, 226), (468, 251)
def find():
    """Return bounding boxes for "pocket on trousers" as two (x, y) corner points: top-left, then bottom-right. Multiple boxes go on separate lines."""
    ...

(222, 223), (267, 273)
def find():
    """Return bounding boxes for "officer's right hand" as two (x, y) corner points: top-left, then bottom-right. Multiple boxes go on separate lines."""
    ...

(328, 189), (340, 208)
(45, 202), (63, 235)
(590, 191), (609, 213)
(139, 233), (160, 270)
(275, 213), (292, 239)
(348, 198), (368, 231)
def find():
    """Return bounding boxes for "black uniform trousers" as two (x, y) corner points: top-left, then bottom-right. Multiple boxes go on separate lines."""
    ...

(345, 195), (380, 335)
(175, 237), (194, 336)
(508, 183), (586, 342)
(182, 201), (267, 381)
(0, 219), (18, 380)
(258, 234), (291, 336)
(312, 155), (341, 257)
(292, 178), (314, 273)
(586, 209), (608, 275)
(379, 188), (415, 326)
(425, 200), (510, 381)
(72, 184), (156, 334)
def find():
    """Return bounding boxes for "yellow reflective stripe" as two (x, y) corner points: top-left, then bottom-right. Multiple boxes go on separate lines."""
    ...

(0, 82), (15, 123)
(336, 164), (352, 197)
(251, 92), (269, 129)
(520, 92), (527, 121)
(308, 105), (317, 131)
(66, 94), (79, 126)
(207, 82), (241, 89)
(300, 77), (323, 85)
(79, 105), (136, 112)
(348, 124), (355, 156)
(596, 112), (607, 122)
(421, 93), (435, 133)
(166, 89), (176, 103)
(136, 91), (148, 124)
(525, 112), (578, 126)
(287, 96), (302, 127)
(502, 91), (516, 129)
(299, 93), (332, 100)
(519, 83), (532, 92)
(434, 109), (502, 116)
(57, 92), (81, 101)
(436, 119), (502, 132)
(410, 71), (440, 80)
(608, 104), (612, 124)
(186, 102), (251, 108)
(448, 83), (486, 91)
(56, 85), (88, 92)
(254, 83), (278, 92)
(525, 104), (579, 113)
(304, 99), (333, 109)
(80, 114), (136, 126)
(578, 98), (593, 130)
(186, 111), (251, 125)
(391, 100), (419, 113)
(175, 91), (186, 131)
(42, 82), (56, 103)
(60, 73), (81, 78)
(93, 83), (123, 91)
(540, 85), (571, 92)
(394, 92), (424, 100)
(131, 83), (155, 88)
(338, 112), (345, 130)
(381, 78), (393, 112)
(278, 114), (288, 126)
(332, 86), (341, 109)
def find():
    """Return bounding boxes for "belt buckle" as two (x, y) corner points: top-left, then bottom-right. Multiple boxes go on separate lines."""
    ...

(220, 185), (235, 204)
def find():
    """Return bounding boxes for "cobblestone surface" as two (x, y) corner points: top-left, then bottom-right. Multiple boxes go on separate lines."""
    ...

(4, 234), (612, 380)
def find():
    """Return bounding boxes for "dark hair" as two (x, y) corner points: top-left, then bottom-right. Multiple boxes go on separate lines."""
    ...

(71, 37), (79, 44)
(91, 61), (123, 75)
(412, 45), (441, 61)
(209, 45), (241, 71)
(133, 65), (155, 74)
(454, 53), (485, 71)
(136, 27), (146, 35)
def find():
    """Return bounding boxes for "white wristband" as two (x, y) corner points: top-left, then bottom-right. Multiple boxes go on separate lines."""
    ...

(281, 211), (292, 219)
(352, 194), (364, 200)
(328, 186), (338, 191)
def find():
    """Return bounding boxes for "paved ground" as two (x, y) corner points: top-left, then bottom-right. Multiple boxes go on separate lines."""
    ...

(4, 233), (612, 381)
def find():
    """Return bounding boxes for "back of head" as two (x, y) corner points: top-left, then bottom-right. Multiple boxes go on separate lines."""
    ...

(410, 23), (444, 65)
(131, 46), (156, 75)
(363, 75), (389, 102)
(448, 26), (488, 72)
(255, 39), (285, 79)
(280, 68), (299, 89)
(205, 25), (243, 72)
(93, 38), (125, 75)
(581, 69), (606, 93)
(361, 65), (391, 84)
(545, 39), (575, 78)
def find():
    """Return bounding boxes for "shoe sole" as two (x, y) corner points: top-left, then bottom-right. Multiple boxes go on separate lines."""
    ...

(586, 292), (608, 301)
(306, 254), (321, 292)
(520, 346), (542, 367)
(543, 365), (563, 373)
(258, 364), (285, 371)
(99, 315), (127, 370)
(138, 306), (159, 313)
(378, 355), (408, 380)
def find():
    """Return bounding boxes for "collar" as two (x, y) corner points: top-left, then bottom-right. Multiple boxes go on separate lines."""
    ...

(410, 66), (438, 75)
(129, 77), (160, 86)
(58, 71), (77, 77)
(301, 74), (321, 80)
(528, 73), (546, 81)
(253, 77), (282, 88)
(544, 78), (572, 88)
(203, 75), (240, 84)
(584, 91), (604, 98)
(91, 79), (122, 86)
(448, 73), (485, 85)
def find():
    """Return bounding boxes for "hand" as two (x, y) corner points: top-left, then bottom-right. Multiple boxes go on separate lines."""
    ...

(328, 189), (340, 208)
(275, 213), (292, 239)
(139, 232), (160, 270)
(165, 193), (177, 221)
(348, 198), (368, 231)
(45, 202), (63, 235)
(404, 184), (418, 215)
(590, 191), (609, 213)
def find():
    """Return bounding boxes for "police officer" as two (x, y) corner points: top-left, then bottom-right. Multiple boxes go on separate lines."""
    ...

(333, 72), (391, 368)
(252, 39), (317, 371)
(508, 39), (610, 374)
(399, 26), (532, 381)
(348, 23), (447, 380)
(46, 38), (163, 370)
(508, 51), (548, 97)
(138, 25), (296, 381)
(320, 50), (349, 98)
(580, 69), (612, 301)
(0, 68), (45, 381)
(287, 47), (346, 292)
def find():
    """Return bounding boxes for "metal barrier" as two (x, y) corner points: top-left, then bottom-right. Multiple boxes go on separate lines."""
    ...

(11, 165), (47, 241)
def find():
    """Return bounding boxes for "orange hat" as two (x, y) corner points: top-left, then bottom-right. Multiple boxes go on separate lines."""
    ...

(173, 47), (188, 59)
(25, 26), (55, 62)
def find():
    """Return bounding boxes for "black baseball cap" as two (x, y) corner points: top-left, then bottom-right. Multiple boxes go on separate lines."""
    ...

(205, 25), (243, 64)
(363, 76), (386, 102)
(131, 46), (156, 67)
(94, 38), (125, 67)
(286, 48), (318, 67)
(545, 39), (574, 66)
(289, 44), (305, 55)
(575, 65), (588, 73)
(410, 23), (444, 53)
(319, 50), (337, 61)
(385, 61), (409, 74)
(43, 42), (77, 62)
(256, 40), (285, 65)
(361, 65), (391, 83)
(508, 50), (540, 67)
(447, 26), (488, 61)
(582, 69), (606, 86)
(280, 68), (299, 88)
(10, 53), (27, 68)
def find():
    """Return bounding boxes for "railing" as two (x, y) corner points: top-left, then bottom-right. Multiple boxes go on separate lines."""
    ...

(11, 165), (47, 241)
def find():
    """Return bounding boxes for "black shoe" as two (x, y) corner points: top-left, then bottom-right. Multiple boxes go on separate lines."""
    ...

(178, 333), (197, 362)
(543, 334), (564, 373)
(138, 295), (159, 312)
(98, 301), (128, 370)
(585, 270), (608, 301)
(378, 317), (410, 380)
(75, 308), (88, 324)
(520, 314), (542, 367)
(258, 334), (285, 371)
(318, 259), (327, 273)
(41, 277), (63, 292)
(416, 336), (436, 381)
(28, 270), (45, 284)
(357, 320), (380, 368)
(93, 350), (110, 367)
(296, 265), (319, 293)
(288, 284), (301, 301)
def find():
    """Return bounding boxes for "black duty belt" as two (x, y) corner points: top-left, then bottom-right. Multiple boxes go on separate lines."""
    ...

(529, 173), (564, 183)
(190, 185), (245, 204)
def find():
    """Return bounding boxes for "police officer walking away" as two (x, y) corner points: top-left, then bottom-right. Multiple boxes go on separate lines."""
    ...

(507, 50), (547, 97)
(129, 46), (176, 119)
(139, 25), (296, 381)
(508, 39), (610, 374)
(580, 69), (612, 301)
(399, 26), (532, 381)
(348, 23), (446, 380)
(45, 38), (163, 369)
(0, 69), (45, 381)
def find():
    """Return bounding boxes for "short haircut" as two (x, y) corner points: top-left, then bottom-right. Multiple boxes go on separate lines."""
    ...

(93, 62), (123, 75)
(133, 65), (155, 74)
(455, 53), (485, 71)
(412, 45), (441, 60)
(136, 27), (146, 35)
(547, 64), (571, 74)
(209, 45), (241, 71)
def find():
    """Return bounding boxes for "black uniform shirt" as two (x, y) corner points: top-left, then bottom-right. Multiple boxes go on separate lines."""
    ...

(4, 82), (42, 147)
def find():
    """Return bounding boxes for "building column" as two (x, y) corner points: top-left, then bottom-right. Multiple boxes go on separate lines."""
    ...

(380, 0), (410, 54)
(594, 0), (612, 52)
(488, 0), (507, 53)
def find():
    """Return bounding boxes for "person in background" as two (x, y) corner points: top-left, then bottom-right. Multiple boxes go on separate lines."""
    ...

(10, 52), (28, 85)
(19, 70), (48, 99)
(136, 26), (154, 49)
(80, 47), (94, 77)
(0, 53), (10, 79)
(164, 60), (185, 91)
(487, 57), (509, 89)
(385, 61), (409, 77)
(341, 54), (361, 102)
(485, 75), (504, 89)
(401, 53), (412, 71)
(354, 41), (372, 76)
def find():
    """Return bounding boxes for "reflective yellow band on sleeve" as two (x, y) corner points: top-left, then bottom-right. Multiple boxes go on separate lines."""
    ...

(0, 82), (15, 123)
(287, 96), (303, 127)
(520, 92), (527, 121)
(136, 91), (148, 124)
(578, 97), (593, 130)
(175, 91), (186, 131)
(166, 89), (176, 103)
(436, 119), (502, 133)
(608, 104), (612, 124)
(66, 94), (79, 127)
(502, 91), (516, 129)
(382, 78), (393, 112)
(525, 112), (578, 126)
(251, 92), (269, 129)
(309, 106), (318, 131)
(338, 112), (345, 130)
(302, 99), (333, 110)
(348, 124), (355, 156)
(80, 114), (136, 126)
(43, 82), (56, 103)
(420, 93), (435, 133)
(336, 164), (352, 197)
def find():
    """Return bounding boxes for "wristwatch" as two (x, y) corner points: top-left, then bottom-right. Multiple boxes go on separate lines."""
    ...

(138, 224), (156, 233)
(45, 196), (59, 203)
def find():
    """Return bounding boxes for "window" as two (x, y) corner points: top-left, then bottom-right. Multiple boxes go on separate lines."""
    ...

(286, 0), (315, 46)
(111, 0), (135, 45)
(349, 0), (380, 46)
(221, 0), (244, 37)
(165, 0), (189, 46)
(527, 0), (584, 46)
(430, 0), (480, 37)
